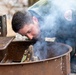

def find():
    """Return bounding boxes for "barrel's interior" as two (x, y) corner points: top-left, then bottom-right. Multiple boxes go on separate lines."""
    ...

(44, 42), (69, 58)
(0, 41), (71, 63)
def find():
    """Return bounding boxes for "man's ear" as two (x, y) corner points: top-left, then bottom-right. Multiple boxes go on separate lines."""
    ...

(32, 16), (38, 23)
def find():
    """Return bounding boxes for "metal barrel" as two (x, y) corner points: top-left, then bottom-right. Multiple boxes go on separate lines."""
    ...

(0, 41), (72, 75)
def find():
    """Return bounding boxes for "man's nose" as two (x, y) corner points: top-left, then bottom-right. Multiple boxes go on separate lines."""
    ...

(26, 34), (33, 40)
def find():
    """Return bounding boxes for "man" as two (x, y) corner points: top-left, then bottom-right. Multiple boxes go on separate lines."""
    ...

(12, 0), (76, 73)
(12, 0), (50, 40)
(12, 10), (40, 40)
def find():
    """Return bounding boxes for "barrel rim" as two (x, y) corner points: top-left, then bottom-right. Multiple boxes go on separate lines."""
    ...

(0, 43), (72, 65)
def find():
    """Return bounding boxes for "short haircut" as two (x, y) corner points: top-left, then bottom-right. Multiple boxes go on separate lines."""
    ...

(11, 10), (33, 32)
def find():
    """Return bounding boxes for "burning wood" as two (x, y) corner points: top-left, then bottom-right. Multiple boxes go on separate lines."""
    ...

(21, 45), (39, 62)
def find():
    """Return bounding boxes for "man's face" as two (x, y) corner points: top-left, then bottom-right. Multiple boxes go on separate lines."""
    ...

(18, 17), (40, 40)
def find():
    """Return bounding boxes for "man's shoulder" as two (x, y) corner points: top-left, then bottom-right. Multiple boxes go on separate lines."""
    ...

(28, 1), (41, 17)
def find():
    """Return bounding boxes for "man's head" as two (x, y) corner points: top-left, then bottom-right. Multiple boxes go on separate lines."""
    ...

(12, 10), (40, 40)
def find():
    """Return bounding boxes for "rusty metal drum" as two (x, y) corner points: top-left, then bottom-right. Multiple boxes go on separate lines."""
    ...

(0, 41), (72, 75)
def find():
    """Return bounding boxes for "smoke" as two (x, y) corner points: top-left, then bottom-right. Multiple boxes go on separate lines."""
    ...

(33, 0), (76, 60)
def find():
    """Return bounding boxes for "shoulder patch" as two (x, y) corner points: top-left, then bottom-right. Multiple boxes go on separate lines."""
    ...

(64, 9), (72, 21)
